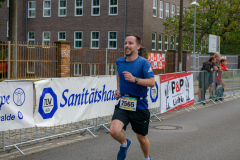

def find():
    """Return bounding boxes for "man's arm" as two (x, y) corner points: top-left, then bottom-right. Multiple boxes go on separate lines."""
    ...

(122, 71), (155, 87)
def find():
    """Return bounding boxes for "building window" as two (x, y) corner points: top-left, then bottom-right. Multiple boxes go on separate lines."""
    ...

(153, 0), (157, 17)
(90, 64), (99, 76)
(43, 0), (51, 17)
(28, 32), (35, 46)
(43, 31), (50, 47)
(165, 35), (168, 51)
(27, 62), (35, 74)
(74, 64), (82, 76)
(109, 0), (118, 15)
(92, 0), (100, 16)
(91, 31), (99, 49)
(172, 5), (175, 19)
(166, 3), (169, 18)
(152, 33), (156, 50)
(59, 0), (67, 17)
(58, 31), (66, 40)
(108, 31), (117, 49)
(7, 21), (9, 37)
(159, 1), (163, 19)
(74, 31), (82, 48)
(158, 34), (162, 51)
(170, 35), (174, 49)
(28, 1), (36, 18)
(75, 0), (83, 16)
(108, 64), (116, 75)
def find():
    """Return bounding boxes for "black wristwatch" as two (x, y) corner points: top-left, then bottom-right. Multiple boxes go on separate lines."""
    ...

(135, 77), (139, 84)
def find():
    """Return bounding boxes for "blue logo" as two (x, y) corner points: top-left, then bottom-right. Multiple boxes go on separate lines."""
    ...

(150, 82), (158, 103)
(13, 88), (25, 106)
(39, 87), (58, 119)
(18, 111), (23, 120)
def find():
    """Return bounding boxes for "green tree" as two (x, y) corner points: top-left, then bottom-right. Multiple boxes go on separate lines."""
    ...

(163, 0), (240, 54)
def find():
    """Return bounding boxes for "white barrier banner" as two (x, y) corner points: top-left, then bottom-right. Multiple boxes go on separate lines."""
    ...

(34, 76), (161, 126)
(147, 75), (160, 109)
(34, 77), (118, 126)
(0, 82), (34, 131)
(160, 73), (194, 113)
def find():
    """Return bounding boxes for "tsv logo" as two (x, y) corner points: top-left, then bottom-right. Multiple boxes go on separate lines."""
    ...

(13, 88), (25, 106)
(150, 82), (158, 103)
(39, 87), (58, 119)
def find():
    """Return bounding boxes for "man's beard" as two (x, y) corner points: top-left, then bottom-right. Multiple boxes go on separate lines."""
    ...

(126, 51), (134, 57)
(125, 49), (136, 57)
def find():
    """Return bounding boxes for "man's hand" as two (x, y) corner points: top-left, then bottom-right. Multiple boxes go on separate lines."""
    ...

(114, 90), (121, 99)
(123, 71), (135, 83)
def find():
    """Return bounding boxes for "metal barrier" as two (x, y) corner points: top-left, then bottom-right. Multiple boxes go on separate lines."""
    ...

(1, 70), (240, 154)
(190, 69), (240, 104)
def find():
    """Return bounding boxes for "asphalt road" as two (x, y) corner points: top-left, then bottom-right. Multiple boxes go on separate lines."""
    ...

(11, 98), (240, 160)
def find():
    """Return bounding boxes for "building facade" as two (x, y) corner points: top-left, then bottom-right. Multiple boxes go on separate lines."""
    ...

(0, 0), (190, 51)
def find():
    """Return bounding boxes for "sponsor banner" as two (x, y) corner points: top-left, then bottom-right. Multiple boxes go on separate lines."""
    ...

(0, 82), (34, 131)
(147, 75), (160, 109)
(160, 73), (194, 113)
(148, 53), (165, 69)
(34, 76), (161, 126)
(34, 77), (118, 126)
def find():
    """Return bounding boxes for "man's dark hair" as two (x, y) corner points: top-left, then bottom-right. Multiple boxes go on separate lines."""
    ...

(220, 58), (226, 63)
(126, 34), (141, 45)
(208, 56), (215, 62)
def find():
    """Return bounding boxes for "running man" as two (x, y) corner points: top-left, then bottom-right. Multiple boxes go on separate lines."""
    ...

(110, 34), (155, 160)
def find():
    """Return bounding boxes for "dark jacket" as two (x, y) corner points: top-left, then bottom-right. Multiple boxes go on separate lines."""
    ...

(201, 60), (213, 72)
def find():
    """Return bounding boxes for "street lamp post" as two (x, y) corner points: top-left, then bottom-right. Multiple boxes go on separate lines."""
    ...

(191, 1), (199, 71)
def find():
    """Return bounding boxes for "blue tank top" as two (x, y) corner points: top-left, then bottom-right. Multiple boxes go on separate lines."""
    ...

(116, 56), (154, 110)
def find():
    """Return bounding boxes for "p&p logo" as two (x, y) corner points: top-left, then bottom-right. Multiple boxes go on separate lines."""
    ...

(39, 87), (58, 119)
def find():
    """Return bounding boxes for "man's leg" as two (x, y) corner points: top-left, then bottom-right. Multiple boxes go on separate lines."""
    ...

(136, 134), (150, 158)
(209, 83), (214, 97)
(198, 88), (202, 101)
(110, 120), (126, 144)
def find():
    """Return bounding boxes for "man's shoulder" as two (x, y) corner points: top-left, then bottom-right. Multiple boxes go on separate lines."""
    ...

(137, 56), (150, 64)
(116, 57), (126, 63)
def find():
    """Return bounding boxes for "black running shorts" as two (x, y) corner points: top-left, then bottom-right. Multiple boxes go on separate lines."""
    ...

(112, 103), (150, 136)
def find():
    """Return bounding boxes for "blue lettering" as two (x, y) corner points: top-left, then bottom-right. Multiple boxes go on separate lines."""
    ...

(0, 95), (10, 109)
(101, 85), (107, 102)
(60, 89), (69, 107)
(81, 88), (85, 105)
(107, 90), (112, 101)
(84, 89), (89, 105)
(94, 89), (98, 103)
(59, 85), (118, 108)
(1, 114), (15, 121)
(75, 94), (81, 105)
(68, 94), (75, 106)
(89, 92), (94, 104)
(98, 91), (102, 102)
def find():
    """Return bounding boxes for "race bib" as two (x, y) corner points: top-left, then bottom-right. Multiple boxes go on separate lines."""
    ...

(120, 96), (137, 111)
